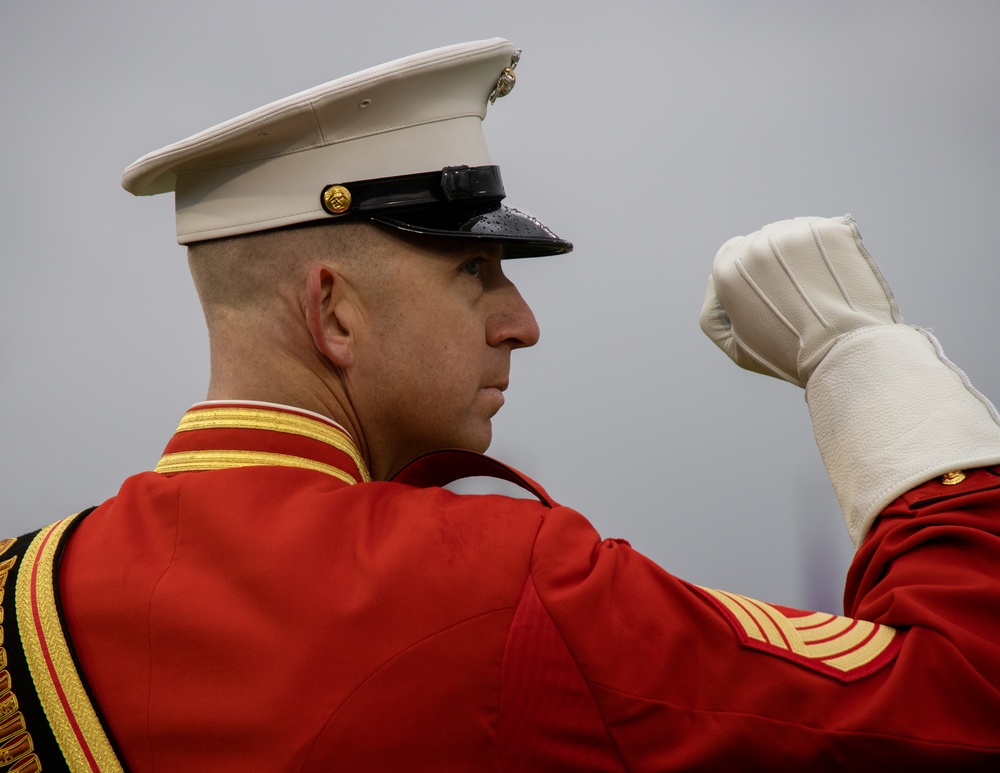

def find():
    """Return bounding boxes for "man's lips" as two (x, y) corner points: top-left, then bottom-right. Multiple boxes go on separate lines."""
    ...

(482, 380), (508, 407)
(483, 370), (509, 393)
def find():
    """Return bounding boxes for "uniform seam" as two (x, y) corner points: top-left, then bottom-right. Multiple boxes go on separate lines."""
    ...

(301, 606), (517, 770)
(584, 679), (1000, 752)
(522, 513), (631, 771)
(495, 513), (546, 765)
(530, 596), (631, 771)
(143, 482), (183, 773)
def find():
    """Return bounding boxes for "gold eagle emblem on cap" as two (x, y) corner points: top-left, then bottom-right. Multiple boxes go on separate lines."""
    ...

(489, 49), (521, 104)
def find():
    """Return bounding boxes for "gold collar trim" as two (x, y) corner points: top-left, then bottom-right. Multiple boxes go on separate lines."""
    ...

(155, 449), (359, 485)
(171, 406), (370, 482)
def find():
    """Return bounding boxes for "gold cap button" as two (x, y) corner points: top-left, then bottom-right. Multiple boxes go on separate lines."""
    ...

(940, 470), (966, 486)
(322, 185), (352, 214)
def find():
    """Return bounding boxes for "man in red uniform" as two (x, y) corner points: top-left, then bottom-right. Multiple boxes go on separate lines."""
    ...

(2, 38), (999, 770)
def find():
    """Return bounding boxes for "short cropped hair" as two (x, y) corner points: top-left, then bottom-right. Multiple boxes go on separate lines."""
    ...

(187, 220), (386, 319)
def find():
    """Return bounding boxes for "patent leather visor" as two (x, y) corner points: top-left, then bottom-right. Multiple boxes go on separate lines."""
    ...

(320, 165), (572, 258)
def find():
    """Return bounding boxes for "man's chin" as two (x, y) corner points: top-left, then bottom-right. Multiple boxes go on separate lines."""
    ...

(470, 426), (493, 455)
(465, 420), (493, 455)
(422, 417), (494, 456)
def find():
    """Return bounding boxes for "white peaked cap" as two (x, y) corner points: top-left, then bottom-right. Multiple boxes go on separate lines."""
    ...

(121, 38), (571, 257)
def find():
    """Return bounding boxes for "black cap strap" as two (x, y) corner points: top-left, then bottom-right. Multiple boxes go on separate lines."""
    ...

(321, 165), (505, 216)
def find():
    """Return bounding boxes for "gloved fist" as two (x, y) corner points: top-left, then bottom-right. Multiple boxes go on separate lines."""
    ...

(702, 215), (1000, 546)
(700, 216), (904, 387)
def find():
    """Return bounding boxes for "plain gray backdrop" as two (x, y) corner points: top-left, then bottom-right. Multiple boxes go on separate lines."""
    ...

(3, 0), (999, 613)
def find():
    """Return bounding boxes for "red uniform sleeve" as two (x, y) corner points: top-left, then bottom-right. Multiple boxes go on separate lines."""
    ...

(500, 468), (1000, 770)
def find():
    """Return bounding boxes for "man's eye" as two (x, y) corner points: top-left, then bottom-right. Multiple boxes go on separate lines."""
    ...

(462, 258), (485, 277)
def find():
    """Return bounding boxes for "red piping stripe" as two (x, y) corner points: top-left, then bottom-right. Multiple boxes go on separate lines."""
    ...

(30, 525), (101, 773)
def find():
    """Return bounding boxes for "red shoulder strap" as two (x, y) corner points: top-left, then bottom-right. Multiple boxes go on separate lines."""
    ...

(391, 449), (557, 508)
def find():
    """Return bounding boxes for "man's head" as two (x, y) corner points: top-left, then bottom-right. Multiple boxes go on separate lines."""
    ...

(187, 220), (539, 479)
(126, 39), (568, 477)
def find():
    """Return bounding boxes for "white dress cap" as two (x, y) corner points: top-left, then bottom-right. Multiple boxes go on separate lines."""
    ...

(121, 38), (571, 257)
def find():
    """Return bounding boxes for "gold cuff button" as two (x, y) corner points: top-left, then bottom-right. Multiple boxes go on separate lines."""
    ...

(940, 470), (966, 486)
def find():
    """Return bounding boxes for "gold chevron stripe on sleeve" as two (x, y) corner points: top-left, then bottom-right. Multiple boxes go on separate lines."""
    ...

(802, 620), (875, 659)
(704, 589), (806, 655)
(789, 611), (831, 628)
(740, 595), (809, 656)
(796, 614), (854, 643)
(154, 450), (358, 485)
(703, 589), (767, 644)
(175, 407), (370, 481)
(823, 623), (898, 672)
(15, 515), (125, 772)
(698, 586), (898, 676)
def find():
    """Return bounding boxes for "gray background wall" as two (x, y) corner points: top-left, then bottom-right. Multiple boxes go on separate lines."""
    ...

(3, 0), (998, 613)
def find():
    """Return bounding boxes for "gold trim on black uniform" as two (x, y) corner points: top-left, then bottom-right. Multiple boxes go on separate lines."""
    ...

(1, 512), (127, 771)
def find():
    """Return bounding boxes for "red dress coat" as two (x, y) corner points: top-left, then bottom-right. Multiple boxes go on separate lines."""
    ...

(53, 403), (1000, 770)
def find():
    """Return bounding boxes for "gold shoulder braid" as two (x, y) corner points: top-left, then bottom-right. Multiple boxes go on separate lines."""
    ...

(1, 510), (127, 772)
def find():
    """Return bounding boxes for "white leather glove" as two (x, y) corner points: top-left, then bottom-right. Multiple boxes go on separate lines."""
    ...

(700, 215), (902, 386)
(701, 216), (1000, 546)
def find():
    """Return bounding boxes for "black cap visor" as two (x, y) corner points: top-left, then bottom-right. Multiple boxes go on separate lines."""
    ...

(373, 204), (572, 259)
(321, 165), (572, 258)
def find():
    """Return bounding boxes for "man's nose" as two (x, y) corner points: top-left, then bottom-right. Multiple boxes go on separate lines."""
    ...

(487, 283), (540, 349)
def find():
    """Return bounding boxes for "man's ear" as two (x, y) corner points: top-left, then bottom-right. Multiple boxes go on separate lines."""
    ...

(305, 264), (355, 368)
